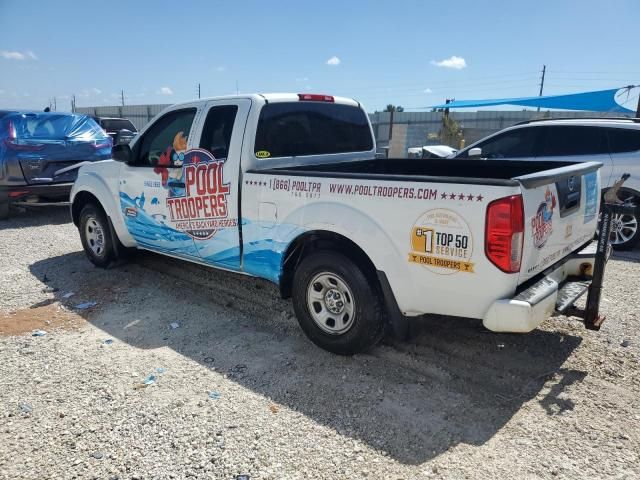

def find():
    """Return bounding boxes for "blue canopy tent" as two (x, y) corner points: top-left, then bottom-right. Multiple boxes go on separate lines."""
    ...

(430, 88), (636, 114)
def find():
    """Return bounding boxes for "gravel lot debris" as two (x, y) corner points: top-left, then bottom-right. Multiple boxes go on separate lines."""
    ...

(0, 207), (639, 479)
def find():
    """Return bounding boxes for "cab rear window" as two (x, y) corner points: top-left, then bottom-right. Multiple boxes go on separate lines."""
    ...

(254, 102), (373, 158)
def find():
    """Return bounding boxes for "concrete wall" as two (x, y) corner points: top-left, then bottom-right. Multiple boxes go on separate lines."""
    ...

(369, 110), (629, 155)
(75, 104), (171, 131)
(76, 103), (630, 155)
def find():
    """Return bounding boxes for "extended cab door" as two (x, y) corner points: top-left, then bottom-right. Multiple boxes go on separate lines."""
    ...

(119, 107), (202, 258)
(188, 99), (251, 269)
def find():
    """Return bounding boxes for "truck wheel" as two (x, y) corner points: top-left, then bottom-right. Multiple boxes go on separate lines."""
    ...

(610, 207), (640, 250)
(292, 251), (384, 355)
(79, 203), (117, 268)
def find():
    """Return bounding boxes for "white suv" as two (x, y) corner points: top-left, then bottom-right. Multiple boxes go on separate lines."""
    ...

(455, 118), (640, 249)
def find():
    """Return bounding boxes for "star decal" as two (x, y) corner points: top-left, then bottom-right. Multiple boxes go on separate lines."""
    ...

(449, 192), (456, 200)
(458, 193), (465, 200)
(441, 192), (448, 200)
(467, 193), (474, 201)
(476, 194), (484, 202)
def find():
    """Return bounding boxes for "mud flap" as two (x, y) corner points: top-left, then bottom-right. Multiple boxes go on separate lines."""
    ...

(376, 271), (410, 340)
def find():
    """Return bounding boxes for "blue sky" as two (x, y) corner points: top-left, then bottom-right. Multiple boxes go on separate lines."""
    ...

(1, 0), (639, 112)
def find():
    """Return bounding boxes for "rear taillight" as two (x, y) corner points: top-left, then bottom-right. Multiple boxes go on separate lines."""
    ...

(4, 121), (44, 151)
(297, 93), (334, 102)
(485, 194), (524, 273)
(92, 139), (113, 150)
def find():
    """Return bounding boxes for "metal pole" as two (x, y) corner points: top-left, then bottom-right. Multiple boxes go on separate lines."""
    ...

(121, 90), (125, 107)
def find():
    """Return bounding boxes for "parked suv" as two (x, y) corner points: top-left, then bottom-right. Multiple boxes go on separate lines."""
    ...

(0, 111), (112, 219)
(92, 117), (138, 144)
(454, 118), (640, 249)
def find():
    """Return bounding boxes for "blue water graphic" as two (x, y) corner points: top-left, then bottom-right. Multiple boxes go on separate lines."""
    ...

(119, 192), (306, 282)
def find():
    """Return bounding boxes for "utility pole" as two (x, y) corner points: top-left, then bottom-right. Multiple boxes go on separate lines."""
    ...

(198, 83), (201, 99)
(71, 94), (76, 112)
(537, 65), (546, 112)
(53, 97), (57, 111)
(121, 90), (125, 107)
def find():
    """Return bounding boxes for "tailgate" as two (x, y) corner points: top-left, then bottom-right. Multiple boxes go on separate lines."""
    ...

(516, 161), (601, 283)
(19, 140), (111, 184)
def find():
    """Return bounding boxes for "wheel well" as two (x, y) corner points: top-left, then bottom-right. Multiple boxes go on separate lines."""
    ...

(71, 191), (102, 226)
(601, 186), (640, 203)
(279, 230), (378, 299)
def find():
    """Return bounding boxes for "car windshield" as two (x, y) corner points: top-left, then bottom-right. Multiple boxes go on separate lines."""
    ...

(9, 113), (108, 140)
(101, 119), (136, 132)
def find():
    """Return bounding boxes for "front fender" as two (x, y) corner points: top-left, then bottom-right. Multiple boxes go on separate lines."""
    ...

(71, 169), (136, 248)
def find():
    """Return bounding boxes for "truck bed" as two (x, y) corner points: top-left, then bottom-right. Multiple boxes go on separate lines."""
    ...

(251, 158), (594, 187)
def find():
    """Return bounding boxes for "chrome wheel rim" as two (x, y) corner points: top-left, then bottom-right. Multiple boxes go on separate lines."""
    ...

(610, 212), (638, 245)
(85, 216), (106, 257)
(306, 272), (355, 335)
(608, 193), (637, 246)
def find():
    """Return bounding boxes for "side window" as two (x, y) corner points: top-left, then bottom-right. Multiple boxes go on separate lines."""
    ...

(608, 128), (640, 153)
(199, 105), (238, 160)
(135, 108), (196, 166)
(539, 126), (608, 156)
(473, 128), (539, 159)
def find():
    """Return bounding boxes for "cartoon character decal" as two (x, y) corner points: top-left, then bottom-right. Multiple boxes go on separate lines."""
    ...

(532, 187), (556, 248)
(122, 132), (234, 243)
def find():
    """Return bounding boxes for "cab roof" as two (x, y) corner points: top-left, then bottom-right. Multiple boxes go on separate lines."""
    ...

(170, 93), (361, 109)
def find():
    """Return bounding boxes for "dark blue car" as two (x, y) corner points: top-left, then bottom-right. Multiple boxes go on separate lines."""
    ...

(0, 111), (112, 219)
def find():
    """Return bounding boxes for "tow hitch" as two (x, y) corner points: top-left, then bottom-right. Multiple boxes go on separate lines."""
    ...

(568, 174), (634, 330)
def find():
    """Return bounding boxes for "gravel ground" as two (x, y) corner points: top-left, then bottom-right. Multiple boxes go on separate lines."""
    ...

(0, 207), (639, 480)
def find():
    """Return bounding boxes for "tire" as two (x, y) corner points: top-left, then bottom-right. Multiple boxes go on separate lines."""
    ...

(609, 206), (640, 251)
(291, 251), (385, 355)
(0, 202), (8, 221)
(79, 203), (117, 268)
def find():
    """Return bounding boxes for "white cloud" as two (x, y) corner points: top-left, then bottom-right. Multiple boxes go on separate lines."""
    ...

(326, 56), (341, 66)
(295, 77), (309, 82)
(0, 50), (37, 61)
(22, 92), (30, 97)
(0, 89), (5, 95)
(216, 66), (226, 72)
(423, 88), (433, 94)
(157, 86), (173, 95)
(430, 55), (466, 69)
(1, 51), (25, 60)
(78, 87), (102, 98)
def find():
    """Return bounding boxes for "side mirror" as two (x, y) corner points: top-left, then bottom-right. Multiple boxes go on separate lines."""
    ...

(114, 129), (136, 146)
(468, 147), (482, 158)
(112, 144), (132, 163)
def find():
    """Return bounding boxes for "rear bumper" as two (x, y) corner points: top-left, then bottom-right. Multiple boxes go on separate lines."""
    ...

(0, 183), (74, 205)
(483, 241), (598, 332)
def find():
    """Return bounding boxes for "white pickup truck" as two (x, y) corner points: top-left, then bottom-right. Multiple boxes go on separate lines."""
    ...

(70, 93), (606, 354)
